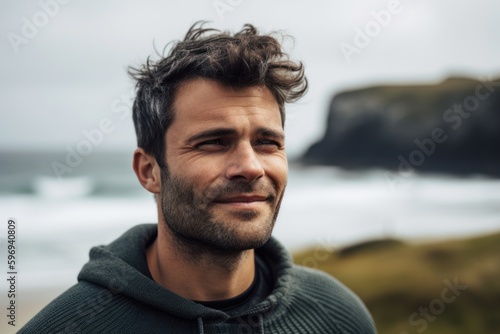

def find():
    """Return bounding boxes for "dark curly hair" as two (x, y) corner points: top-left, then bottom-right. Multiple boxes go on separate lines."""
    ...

(129, 21), (307, 167)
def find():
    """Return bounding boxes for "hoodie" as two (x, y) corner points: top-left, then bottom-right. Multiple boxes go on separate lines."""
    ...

(20, 224), (377, 333)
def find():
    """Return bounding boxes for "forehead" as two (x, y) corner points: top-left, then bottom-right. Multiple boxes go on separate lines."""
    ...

(171, 78), (281, 127)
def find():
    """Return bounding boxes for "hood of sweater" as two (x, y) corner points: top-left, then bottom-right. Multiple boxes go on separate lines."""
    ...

(77, 224), (293, 332)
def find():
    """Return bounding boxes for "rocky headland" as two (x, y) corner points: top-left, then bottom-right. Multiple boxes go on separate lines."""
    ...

(302, 76), (500, 176)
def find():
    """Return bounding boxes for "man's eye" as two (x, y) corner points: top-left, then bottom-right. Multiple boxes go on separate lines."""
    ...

(196, 139), (227, 151)
(258, 139), (279, 146)
(257, 139), (282, 149)
(199, 139), (222, 146)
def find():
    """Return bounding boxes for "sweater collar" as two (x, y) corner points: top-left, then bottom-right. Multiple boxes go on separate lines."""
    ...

(78, 223), (293, 323)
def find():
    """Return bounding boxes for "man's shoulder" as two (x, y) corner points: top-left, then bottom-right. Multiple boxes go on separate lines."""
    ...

(18, 281), (133, 333)
(290, 263), (352, 292)
(287, 264), (377, 333)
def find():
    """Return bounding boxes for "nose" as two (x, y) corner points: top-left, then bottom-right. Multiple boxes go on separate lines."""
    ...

(225, 142), (265, 183)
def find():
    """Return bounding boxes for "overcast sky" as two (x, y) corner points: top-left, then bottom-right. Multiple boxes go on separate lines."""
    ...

(2, 0), (500, 158)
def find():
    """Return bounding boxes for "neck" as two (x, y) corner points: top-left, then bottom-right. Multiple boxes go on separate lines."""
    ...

(147, 222), (255, 301)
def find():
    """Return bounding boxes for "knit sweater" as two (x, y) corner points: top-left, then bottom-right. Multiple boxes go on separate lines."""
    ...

(20, 224), (377, 334)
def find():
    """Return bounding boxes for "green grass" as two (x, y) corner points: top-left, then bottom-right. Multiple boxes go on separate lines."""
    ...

(293, 232), (500, 334)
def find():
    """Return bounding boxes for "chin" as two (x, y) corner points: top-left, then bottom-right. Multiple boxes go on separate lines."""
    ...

(219, 235), (271, 252)
(209, 225), (274, 251)
(232, 224), (274, 249)
(200, 209), (276, 250)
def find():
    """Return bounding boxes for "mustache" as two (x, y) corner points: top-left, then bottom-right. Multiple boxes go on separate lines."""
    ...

(204, 180), (277, 203)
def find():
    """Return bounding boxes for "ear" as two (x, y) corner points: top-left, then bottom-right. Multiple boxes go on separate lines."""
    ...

(133, 148), (161, 194)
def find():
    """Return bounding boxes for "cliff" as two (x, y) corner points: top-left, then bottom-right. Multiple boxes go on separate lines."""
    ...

(302, 76), (500, 176)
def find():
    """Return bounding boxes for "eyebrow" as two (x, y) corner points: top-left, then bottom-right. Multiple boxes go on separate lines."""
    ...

(187, 127), (285, 143)
(257, 127), (285, 140)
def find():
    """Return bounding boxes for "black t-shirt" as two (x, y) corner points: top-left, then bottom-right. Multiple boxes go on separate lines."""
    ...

(195, 254), (274, 315)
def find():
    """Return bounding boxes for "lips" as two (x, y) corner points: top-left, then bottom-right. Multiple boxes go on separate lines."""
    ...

(215, 195), (269, 204)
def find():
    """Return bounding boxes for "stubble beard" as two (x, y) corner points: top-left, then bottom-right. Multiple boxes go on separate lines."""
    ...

(159, 166), (285, 262)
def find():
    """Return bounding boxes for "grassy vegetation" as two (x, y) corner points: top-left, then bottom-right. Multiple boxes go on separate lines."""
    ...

(293, 232), (500, 334)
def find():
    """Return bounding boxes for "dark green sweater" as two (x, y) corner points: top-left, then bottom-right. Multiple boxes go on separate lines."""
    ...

(20, 224), (376, 333)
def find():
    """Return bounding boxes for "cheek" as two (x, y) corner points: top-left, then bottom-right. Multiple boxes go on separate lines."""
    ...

(176, 158), (224, 191)
(168, 151), (222, 177)
(263, 157), (288, 189)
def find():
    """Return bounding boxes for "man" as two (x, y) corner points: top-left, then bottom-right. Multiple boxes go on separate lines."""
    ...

(21, 23), (376, 333)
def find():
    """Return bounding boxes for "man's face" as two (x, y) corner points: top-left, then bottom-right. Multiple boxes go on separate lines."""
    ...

(160, 78), (288, 251)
